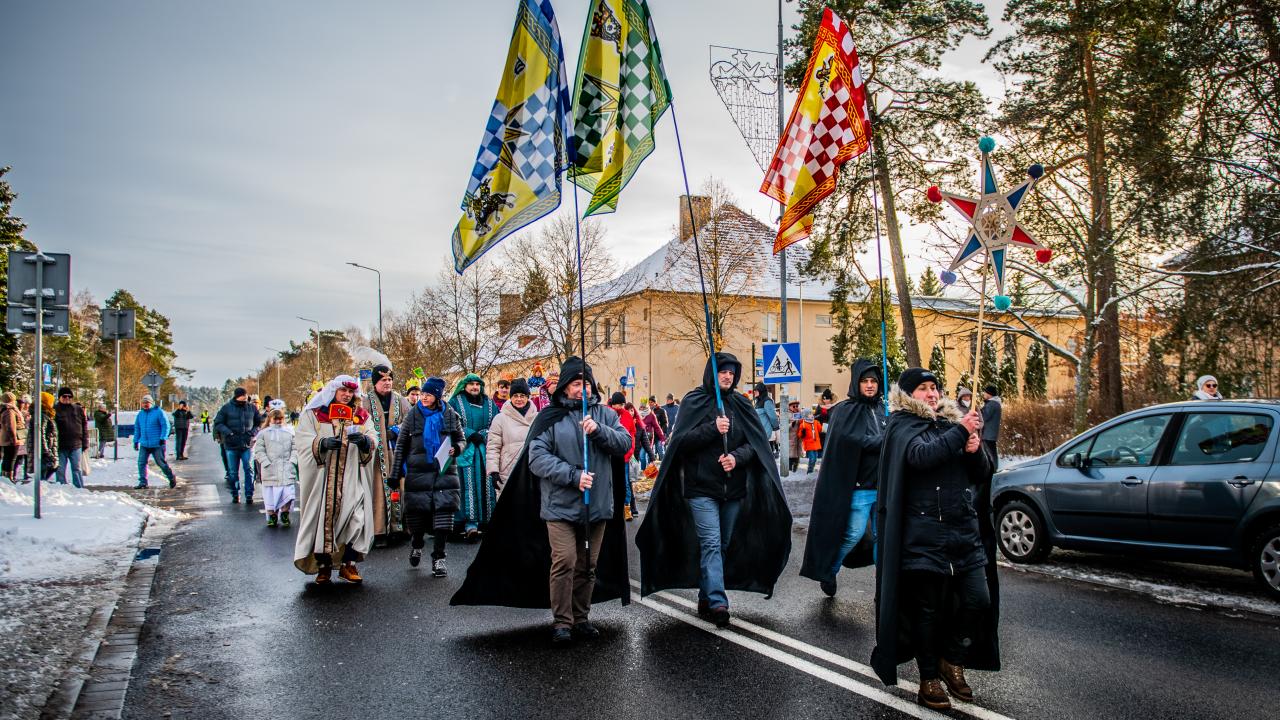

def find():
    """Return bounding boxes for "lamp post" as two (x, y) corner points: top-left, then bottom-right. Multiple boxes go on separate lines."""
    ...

(265, 347), (283, 398)
(298, 316), (321, 380)
(346, 262), (383, 349)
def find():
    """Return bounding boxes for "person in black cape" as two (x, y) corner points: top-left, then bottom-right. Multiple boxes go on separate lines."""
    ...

(799, 359), (885, 596)
(450, 357), (633, 644)
(635, 352), (792, 628)
(870, 368), (999, 711)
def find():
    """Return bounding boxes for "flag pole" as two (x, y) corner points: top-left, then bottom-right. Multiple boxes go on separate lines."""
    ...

(569, 171), (593, 540)
(670, 104), (729, 460)
(868, 143), (891, 416)
(971, 262), (988, 412)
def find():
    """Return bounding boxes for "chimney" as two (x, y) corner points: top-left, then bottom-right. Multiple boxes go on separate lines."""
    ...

(679, 195), (712, 240)
(498, 293), (523, 334)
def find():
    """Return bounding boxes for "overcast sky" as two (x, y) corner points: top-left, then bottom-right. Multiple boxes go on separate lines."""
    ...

(1, 1), (1008, 387)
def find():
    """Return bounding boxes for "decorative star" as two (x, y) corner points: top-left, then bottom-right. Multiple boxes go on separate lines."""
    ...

(928, 136), (1051, 309)
(497, 101), (530, 178)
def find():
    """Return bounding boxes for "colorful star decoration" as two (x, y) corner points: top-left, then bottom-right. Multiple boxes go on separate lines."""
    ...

(927, 136), (1051, 311)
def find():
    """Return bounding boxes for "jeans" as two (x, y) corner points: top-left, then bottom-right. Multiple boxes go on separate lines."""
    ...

(637, 445), (650, 469)
(97, 439), (108, 458)
(225, 448), (254, 499)
(57, 448), (84, 488)
(655, 440), (664, 460)
(137, 445), (175, 485)
(174, 429), (189, 458)
(688, 495), (742, 609)
(904, 567), (992, 680)
(833, 489), (878, 577)
(623, 462), (633, 507)
(806, 449), (819, 473)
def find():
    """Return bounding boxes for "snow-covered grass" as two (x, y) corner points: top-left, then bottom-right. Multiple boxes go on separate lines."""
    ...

(0, 481), (180, 582)
(85, 442), (183, 488)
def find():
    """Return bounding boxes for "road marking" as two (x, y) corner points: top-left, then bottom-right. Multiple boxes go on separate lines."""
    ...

(194, 484), (220, 507)
(631, 580), (1019, 720)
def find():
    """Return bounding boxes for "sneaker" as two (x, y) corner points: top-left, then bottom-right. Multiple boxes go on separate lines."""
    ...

(168, 477), (177, 489)
(709, 606), (731, 629)
(134, 481), (148, 489)
(338, 563), (363, 584)
(571, 622), (600, 640)
(820, 579), (837, 597)
(267, 513), (277, 528)
(550, 627), (573, 645)
(432, 558), (447, 578)
(409, 548), (422, 567)
(280, 512), (291, 527)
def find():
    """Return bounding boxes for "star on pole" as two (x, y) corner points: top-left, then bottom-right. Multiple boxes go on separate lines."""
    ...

(927, 136), (1051, 310)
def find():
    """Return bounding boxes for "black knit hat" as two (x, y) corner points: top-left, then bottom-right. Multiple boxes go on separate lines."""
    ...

(233, 387), (248, 399)
(510, 378), (531, 396)
(371, 365), (393, 383)
(609, 391), (626, 406)
(897, 368), (938, 395)
(984, 384), (999, 396)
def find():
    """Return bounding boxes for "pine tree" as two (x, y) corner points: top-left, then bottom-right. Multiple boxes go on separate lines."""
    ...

(999, 335), (1019, 398)
(1009, 272), (1028, 306)
(918, 267), (942, 297)
(929, 343), (947, 391)
(852, 280), (905, 379)
(1024, 341), (1048, 399)
(520, 265), (552, 314)
(979, 336), (999, 393)
(0, 167), (35, 393)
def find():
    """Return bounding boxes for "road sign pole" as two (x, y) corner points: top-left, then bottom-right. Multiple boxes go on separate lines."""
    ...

(114, 334), (120, 461)
(31, 255), (44, 519)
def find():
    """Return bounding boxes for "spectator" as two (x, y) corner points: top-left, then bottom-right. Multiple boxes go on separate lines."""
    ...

(1193, 375), (1224, 400)
(1, 392), (19, 481)
(798, 408), (823, 473)
(214, 387), (264, 504)
(649, 397), (668, 459)
(956, 387), (973, 414)
(787, 399), (802, 472)
(662, 393), (680, 439)
(53, 387), (88, 488)
(981, 384), (1002, 457)
(637, 401), (665, 468)
(27, 393), (58, 482)
(93, 403), (115, 459)
(200, 410), (211, 433)
(15, 396), (31, 481)
(172, 401), (193, 460)
(133, 394), (176, 489)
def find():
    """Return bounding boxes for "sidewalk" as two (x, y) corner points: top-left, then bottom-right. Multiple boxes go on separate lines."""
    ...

(0, 480), (182, 720)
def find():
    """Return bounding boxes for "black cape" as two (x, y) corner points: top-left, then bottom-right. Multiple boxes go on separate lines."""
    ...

(869, 390), (1000, 686)
(450, 357), (630, 609)
(635, 352), (792, 598)
(799, 359), (884, 583)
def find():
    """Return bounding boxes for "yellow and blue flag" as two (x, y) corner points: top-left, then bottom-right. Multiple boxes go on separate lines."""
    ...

(452, 0), (570, 273)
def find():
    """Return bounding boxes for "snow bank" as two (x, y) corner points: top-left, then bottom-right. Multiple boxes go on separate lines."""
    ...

(86, 442), (182, 488)
(0, 482), (180, 582)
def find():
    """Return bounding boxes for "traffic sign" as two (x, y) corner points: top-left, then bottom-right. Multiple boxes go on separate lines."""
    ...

(625, 366), (636, 388)
(100, 308), (136, 340)
(359, 368), (373, 381)
(6, 251), (72, 309)
(6, 305), (70, 336)
(761, 342), (802, 384)
(43, 363), (52, 385)
(140, 370), (164, 396)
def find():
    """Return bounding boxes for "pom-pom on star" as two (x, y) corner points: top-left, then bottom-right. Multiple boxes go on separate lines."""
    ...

(926, 137), (1050, 297)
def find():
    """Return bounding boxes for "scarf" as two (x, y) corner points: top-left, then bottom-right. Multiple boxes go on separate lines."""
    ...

(418, 402), (444, 464)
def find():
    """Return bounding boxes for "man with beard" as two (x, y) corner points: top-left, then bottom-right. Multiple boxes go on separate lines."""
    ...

(636, 353), (792, 628)
(363, 364), (411, 539)
(800, 359), (885, 597)
(871, 368), (999, 710)
(451, 357), (632, 645)
(448, 373), (499, 539)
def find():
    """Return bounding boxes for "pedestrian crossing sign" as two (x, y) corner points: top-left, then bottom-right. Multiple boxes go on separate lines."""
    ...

(761, 342), (801, 384)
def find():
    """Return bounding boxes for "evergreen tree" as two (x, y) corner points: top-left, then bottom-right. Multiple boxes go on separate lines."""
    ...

(979, 336), (999, 393)
(0, 167), (36, 394)
(928, 343), (947, 392)
(1009, 272), (1028, 306)
(999, 335), (1019, 398)
(828, 275), (857, 368)
(852, 280), (905, 379)
(1024, 341), (1048, 399)
(520, 265), (552, 314)
(918, 267), (942, 297)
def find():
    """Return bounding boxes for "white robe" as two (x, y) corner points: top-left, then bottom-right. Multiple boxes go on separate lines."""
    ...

(292, 408), (377, 574)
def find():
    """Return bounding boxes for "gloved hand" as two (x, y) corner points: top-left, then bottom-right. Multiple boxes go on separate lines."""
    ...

(488, 472), (501, 485)
(467, 431), (485, 445)
(351, 433), (372, 452)
(319, 436), (343, 452)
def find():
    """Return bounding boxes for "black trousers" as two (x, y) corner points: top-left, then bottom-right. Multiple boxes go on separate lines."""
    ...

(174, 429), (189, 458)
(1, 444), (17, 478)
(408, 507), (453, 560)
(903, 567), (991, 680)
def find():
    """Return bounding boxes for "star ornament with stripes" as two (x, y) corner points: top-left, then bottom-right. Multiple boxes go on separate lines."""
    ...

(927, 136), (1051, 311)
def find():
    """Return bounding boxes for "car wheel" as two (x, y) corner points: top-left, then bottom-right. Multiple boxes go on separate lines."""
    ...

(1250, 523), (1280, 601)
(996, 500), (1050, 563)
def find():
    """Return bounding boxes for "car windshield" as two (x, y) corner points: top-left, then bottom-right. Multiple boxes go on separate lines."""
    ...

(1087, 414), (1170, 467)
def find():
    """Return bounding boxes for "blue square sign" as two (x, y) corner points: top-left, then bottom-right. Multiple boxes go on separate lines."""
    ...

(761, 342), (801, 384)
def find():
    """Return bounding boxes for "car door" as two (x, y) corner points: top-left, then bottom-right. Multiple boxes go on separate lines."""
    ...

(1147, 410), (1276, 549)
(1045, 413), (1173, 542)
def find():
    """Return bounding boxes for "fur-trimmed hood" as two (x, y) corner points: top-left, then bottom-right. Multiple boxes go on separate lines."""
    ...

(888, 386), (963, 423)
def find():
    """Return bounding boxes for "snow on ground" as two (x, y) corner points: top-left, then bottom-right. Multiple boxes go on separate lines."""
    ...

(85, 442), (186, 488)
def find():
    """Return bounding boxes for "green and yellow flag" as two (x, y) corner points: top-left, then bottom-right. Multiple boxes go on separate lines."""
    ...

(569, 0), (672, 216)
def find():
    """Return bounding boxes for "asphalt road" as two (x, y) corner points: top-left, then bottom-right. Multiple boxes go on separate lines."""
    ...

(122, 434), (1280, 720)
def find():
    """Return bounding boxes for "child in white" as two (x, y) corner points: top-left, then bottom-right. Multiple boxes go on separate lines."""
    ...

(253, 408), (298, 527)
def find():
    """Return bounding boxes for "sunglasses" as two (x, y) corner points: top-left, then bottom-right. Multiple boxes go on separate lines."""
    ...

(1205, 383), (1218, 388)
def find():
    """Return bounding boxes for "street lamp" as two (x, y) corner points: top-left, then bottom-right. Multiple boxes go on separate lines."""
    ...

(297, 316), (321, 380)
(346, 262), (383, 350)
(265, 346), (283, 398)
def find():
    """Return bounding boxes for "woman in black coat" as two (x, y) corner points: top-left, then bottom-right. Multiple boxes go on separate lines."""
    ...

(390, 377), (465, 577)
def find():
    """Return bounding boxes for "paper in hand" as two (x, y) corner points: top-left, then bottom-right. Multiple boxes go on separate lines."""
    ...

(434, 436), (452, 468)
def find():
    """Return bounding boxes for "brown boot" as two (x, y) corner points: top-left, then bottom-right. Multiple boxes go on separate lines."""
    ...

(315, 566), (332, 585)
(939, 658), (973, 702)
(916, 679), (951, 710)
(339, 563), (363, 584)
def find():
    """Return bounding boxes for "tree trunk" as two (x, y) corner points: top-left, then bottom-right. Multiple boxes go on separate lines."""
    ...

(1073, 323), (1097, 432)
(870, 128), (922, 368)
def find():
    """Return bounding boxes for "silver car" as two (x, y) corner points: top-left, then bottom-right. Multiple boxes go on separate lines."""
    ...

(990, 400), (1280, 599)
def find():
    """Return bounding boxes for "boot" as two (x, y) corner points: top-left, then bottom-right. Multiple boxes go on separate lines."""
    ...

(315, 566), (332, 585)
(939, 658), (973, 702)
(820, 579), (837, 597)
(624, 506), (633, 521)
(916, 679), (951, 710)
(339, 563), (363, 584)
(266, 513), (277, 528)
(280, 511), (291, 527)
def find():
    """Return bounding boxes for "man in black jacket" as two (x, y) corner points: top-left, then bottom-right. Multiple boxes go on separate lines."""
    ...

(636, 353), (792, 629)
(213, 387), (263, 504)
(172, 401), (193, 460)
(53, 388), (88, 488)
(871, 368), (997, 711)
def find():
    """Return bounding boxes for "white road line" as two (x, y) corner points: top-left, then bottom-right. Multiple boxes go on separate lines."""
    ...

(631, 579), (1019, 720)
(194, 484), (220, 507)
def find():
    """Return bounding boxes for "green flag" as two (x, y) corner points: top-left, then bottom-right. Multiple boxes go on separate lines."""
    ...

(569, 0), (672, 216)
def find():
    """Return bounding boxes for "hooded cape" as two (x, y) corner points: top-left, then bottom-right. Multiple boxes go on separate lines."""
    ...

(869, 387), (1000, 686)
(635, 352), (793, 598)
(450, 356), (630, 608)
(799, 359), (884, 583)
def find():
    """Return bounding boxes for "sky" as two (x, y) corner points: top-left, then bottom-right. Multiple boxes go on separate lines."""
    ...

(1, 1), (1009, 387)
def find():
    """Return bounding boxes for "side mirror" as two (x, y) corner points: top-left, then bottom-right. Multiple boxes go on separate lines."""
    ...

(1063, 452), (1087, 470)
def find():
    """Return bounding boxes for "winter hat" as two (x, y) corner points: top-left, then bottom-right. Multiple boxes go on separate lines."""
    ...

(957, 387), (973, 399)
(233, 387), (248, 399)
(422, 377), (447, 402)
(983, 384), (999, 397)
(897, 368), (938, 395)
(532, 362), (544, 376)
(57, 386), (72, 398)
(371, 365), (393, 384)
(510, 378), (531, 397)
(40, 392), (55, 413)
(1196, 375), (1218, 391)
(609, 391), (627, 407)
(141, 394), (154, 404)
(268, 399), (287, 412)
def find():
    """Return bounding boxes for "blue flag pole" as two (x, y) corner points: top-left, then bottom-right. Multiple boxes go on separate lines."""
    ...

(569, 173), (593, 529)
(869, 144), (891, 416)
(670, 103), (730, 460)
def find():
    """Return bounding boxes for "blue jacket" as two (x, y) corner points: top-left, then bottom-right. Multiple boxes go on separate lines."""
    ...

(133, 406), (171, 449)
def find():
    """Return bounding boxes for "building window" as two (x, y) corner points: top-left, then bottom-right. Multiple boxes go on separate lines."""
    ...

(763, 312), (780, 343)
(815, 314), (832, 327)
(619, 314), (627, 344)
(813, 384), (831, 400)
(604, 318), (614, 349)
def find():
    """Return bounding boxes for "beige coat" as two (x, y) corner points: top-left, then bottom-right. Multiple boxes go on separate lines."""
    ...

(292, 407), (377, 574)
(485, 400), (537, 482)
